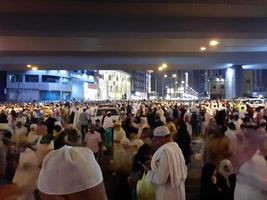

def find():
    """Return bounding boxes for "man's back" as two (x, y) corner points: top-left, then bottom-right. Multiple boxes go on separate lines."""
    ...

(80, 112), (88, 125)
(149, 142), (187, 200)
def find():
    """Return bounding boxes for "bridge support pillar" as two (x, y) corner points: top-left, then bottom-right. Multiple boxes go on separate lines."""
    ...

(225, 65), (243, 99)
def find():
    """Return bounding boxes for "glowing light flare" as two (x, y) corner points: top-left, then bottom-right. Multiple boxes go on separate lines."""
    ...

(209, 40), (219, 46)
(200, 47), (206, 51)
(162, 63), (167, 69)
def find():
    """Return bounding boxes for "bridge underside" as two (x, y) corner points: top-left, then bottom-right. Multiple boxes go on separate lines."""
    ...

(0, 0), (267, 70)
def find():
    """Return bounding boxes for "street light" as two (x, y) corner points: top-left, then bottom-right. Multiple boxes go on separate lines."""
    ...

(158, 66), (163, 71)
(162, 63), (167, 69)
(200, 47), (207, 51)
(172, 74), (176, 78)
(209, 40), (219, 46)
(164, 74), (168, 78)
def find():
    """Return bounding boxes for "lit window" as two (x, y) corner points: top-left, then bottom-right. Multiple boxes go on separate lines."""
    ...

(61, 77), (71, 85)
(42, 75), (60, 83)
(25, 75), (39, 82)
(9, 74), (22, 82)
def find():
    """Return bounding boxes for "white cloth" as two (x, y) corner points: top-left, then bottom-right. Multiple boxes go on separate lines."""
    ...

(113, 129), (127, 143)
(36, 137), (54, 166)
(27, 131), (39, 144)
(103, 116), (114, 129)
(148, 142), (187, 200)
(13, 126), (28, 143)
(234, 152), (267, 200)
(13, 148), (39, 200)
(13, 148), (39, 187)
(73, 109), (80, 128)
(153, 126), (170, 137)
(38, 146), (103, 195)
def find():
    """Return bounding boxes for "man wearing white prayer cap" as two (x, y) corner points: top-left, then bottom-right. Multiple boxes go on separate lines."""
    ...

(147, 126), (187, 200)
(37, 145), (107, 200)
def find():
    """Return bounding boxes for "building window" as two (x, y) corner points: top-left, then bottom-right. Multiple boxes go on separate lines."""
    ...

(62, 92), (71, 100)
(42, 75), (60, 83)
(40, 90), (60, 101)
(25, 75), (39, 82)
(8, 74), (22, 82)
(61, 77), (71, 85)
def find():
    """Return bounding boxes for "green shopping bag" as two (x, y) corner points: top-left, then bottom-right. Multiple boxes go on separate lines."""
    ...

(136, 172), (156, 200)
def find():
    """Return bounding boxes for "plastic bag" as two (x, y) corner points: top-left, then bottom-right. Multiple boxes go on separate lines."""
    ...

(136, 172), (156, 200)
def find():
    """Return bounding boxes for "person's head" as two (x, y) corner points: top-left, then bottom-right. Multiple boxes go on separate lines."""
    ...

(89, 126), (95, 134)
(113, 121), (122, 131)
(233, 113), (239, 121)
(165, 115), (173, 123)
(38, 146), (107, 200)
(65, 128), (81, 145)
(152, 126), (171, 149)
(107, 111), (112, 117)
(140, 117), (148, 124)
(30, 124), (38, 132)
(95, 119), (101, 127)
(219, 159), (233, 178)
(36, 124), (48, 136)
(0, 130), (12, 145)
(228, 122), (236, 131)
(141, 127), (153, 139)
(16, 121), (22, 128)
(132, 143), (152, 171)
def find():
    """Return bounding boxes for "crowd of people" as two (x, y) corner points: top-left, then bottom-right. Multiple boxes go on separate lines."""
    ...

(0, 100), (266, 200)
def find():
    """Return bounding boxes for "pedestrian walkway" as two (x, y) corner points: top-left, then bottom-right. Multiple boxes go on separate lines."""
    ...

(186, 138), (203, 200)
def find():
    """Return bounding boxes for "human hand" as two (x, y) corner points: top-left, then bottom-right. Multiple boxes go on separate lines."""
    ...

(211, 175), (217, 184)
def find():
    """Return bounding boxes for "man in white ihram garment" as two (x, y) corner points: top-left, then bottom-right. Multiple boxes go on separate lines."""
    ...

(147, 126), (187, 200)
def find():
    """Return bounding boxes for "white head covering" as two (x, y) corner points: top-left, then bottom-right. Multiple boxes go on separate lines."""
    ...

(30, 124), (38, 130)
(219, 159), (233, 178)
(153, 126), (170, 137)
(54, 121), (62, 127)
(140, 117), (148, 124)
(259, 119), (267, 125)
(38, 146), (103, 195)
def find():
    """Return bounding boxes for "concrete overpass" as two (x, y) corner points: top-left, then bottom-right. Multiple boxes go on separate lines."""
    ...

(0, 0), (266, 71)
